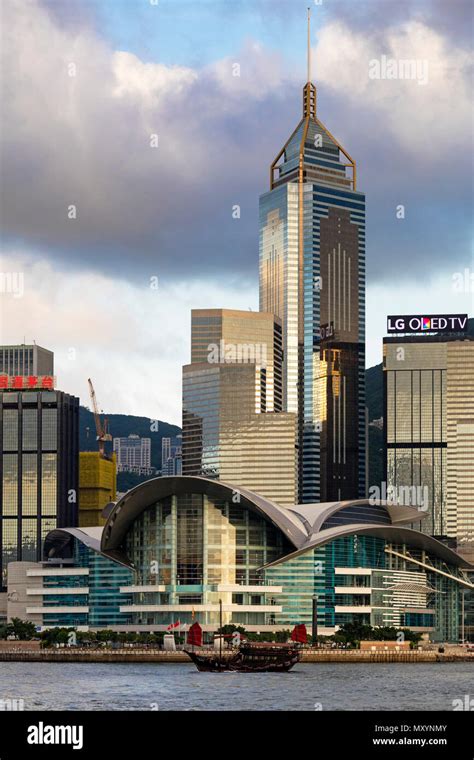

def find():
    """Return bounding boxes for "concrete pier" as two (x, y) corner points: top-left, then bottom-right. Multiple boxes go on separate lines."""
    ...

(0, 648), (472, 664)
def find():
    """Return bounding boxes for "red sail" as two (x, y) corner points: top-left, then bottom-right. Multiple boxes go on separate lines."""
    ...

(290, 624), (307, 644)
(186, 621), (203, 647)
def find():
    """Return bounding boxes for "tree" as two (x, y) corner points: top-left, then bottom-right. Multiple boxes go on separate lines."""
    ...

(39, 627), (76, 648)
(6, 618), (37, 640)
(274, 629), (291, 643)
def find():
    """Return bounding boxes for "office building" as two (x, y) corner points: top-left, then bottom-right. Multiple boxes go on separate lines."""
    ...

(183, 309), (297, 506)
(189, 309), (283, 412)
(259, 37), (366, 504)
(0, 344), (54, 377)
(384, 333), (474, 543)
(0, 380), (79, 589)
(78, 452), (117, 527)
(113, 434), (151, 471)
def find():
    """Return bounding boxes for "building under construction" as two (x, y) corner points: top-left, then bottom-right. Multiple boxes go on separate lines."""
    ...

(79, 451), (116, 527)
(79, 379), (116, 527)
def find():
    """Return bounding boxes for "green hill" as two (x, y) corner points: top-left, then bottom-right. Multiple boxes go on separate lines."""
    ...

(365, 363), (383, 422)
(79, 407), (181, 492)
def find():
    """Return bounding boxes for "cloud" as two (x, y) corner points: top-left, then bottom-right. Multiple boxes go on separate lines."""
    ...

(366, 269), (474, 368)
(0, 249), (258, 422)
(315, 20), (472, 158)
(326, 0), (474, 51)
(1, 0), (472, 307)
(1, 0), (293, 283)
(311, 18), (473, 281)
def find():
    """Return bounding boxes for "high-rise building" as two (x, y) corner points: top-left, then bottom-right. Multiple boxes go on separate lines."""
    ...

(259, 24), (366, 503)
(384, 332), (474, 543)
(113, 434), (151, 470)
(182, 309), (297, 506)
(78, 452), (117, 527)
(0, 344), (54, 376)
(0, 380), (79, 589)
(161, 435), (182, 476)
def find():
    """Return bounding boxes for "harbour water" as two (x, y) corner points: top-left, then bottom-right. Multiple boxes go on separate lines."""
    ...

(0, 662), (472, 711)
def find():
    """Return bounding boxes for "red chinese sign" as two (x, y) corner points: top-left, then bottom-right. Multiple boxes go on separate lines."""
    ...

(0, 375), (56, 390)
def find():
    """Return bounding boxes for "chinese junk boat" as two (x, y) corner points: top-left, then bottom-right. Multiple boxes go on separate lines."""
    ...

(184, 620), (306, 673)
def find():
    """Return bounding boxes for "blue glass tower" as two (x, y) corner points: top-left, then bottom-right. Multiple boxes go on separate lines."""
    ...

(259, 21), (366, 502)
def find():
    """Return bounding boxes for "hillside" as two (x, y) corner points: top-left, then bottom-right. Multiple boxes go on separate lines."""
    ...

(365, 363), (383, 422)
(79, 407), (181, 492)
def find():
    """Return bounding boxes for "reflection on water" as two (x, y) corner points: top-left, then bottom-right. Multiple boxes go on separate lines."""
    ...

(0, 662), (472, 711)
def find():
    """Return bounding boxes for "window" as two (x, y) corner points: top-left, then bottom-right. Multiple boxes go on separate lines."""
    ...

(3, 409), (18, 451)
(22, 409), (38, 450)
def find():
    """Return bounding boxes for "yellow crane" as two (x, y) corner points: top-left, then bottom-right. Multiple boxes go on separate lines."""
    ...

(87, 378), (112, 457)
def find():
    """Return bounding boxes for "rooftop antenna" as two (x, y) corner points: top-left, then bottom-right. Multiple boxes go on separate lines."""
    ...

(307, 6), (311, 83)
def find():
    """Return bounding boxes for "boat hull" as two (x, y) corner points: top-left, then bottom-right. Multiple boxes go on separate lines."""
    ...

(185, 646), (301, 673)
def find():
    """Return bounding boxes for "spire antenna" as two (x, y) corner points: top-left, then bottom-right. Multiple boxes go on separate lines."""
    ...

(307, 6), (311, 83)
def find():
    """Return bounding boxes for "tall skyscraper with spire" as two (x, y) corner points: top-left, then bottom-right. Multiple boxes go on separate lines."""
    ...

(259, 10), (366, 502)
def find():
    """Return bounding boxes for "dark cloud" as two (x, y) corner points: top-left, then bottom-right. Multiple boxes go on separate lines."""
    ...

(321, 0), (474, 50)
(40, 0), (99, 30)
(1, 0), (472, 289)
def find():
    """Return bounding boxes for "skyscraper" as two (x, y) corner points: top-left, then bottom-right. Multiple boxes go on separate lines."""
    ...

(384, 330), (474, 544)
(182, 309), (297, 506)
(259, 13), (366, 503)
(0, 380), (79, 589)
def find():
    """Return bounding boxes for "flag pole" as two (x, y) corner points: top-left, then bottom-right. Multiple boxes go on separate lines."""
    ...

(219, 598), (223, 668)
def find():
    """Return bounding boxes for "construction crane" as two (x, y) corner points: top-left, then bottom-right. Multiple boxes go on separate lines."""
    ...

(87, 378), (112, 457)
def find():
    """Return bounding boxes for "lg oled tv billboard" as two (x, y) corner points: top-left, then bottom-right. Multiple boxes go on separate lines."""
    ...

(386, 314), (468, 334)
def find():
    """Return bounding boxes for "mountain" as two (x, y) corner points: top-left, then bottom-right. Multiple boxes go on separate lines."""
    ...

(79, 407), (181, 492)
(365, 363), (383, 422)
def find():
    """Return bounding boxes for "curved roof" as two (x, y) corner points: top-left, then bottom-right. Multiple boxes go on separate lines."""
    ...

(43, 526), (103, 558)
(101, 476), (308, 567)
(287, 499), (425, 534)
(263, 524), (474, 570)
(88, 475), (472, 573)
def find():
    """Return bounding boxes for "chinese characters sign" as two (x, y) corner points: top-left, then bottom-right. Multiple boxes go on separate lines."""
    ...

(0, 375), (56, 390)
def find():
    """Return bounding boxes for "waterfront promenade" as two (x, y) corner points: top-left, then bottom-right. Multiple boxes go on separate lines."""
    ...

(1, 648), (472, 664)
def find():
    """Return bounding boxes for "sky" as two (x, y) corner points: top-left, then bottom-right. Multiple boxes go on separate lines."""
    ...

(1, 0), (473, 425)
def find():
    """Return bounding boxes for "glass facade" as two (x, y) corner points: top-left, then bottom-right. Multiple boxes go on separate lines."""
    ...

(0, 388), (78, 589)
(41, 539), (133, 628)
(384, 337), (474, 541)
(182, 309), (297, 506)
(113, 487), (465, 641)
(267, 534), (463, 641)
(259, 84), (366, 503)
(123, 492), (293, 627)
